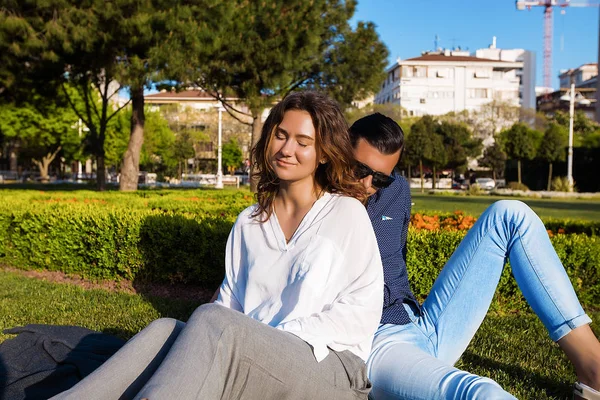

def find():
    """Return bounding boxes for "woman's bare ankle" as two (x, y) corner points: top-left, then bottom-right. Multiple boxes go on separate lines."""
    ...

(557, 325), (600, 391)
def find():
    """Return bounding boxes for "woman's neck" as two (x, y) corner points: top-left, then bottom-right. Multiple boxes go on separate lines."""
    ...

(276, 180), (321, 212)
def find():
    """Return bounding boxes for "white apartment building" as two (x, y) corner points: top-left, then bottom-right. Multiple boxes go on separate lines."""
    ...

(375, 49), (523, 116)
(475, 38), (536, 110)
(559, 63), (598, 88)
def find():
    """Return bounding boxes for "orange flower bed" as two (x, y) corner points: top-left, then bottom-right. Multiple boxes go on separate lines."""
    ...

(547, 228), (566, 237)
(412, 211), (571, 235)
(411, 211), (477, 232)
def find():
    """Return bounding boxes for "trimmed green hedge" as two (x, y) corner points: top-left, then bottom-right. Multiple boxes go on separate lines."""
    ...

(1, 190), (599, 311)
(0, 206), (235, 287)
(406, 229), (600, 311)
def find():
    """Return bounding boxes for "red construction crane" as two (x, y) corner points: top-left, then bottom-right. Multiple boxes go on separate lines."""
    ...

(516, 0), (600, 90)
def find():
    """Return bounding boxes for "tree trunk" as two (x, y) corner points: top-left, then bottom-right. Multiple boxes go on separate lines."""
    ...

(517, 159), (522, 184)
(120, 86), (145, 191)
(547, 162), (553, 191)
(249, 111), (264, 192)
(419, 159), (424, 193)
(96, 155), (106, 191)
(432, 166), (437, 189)
(32, 146), (62, 183)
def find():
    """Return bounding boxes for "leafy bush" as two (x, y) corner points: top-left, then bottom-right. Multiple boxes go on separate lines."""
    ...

(543, 219), (600, 236)
(506, 181), (530, 191)
(467, 184), (483, 196)
(0, 204), (236, 288)
(407, 228), (600, 311)
(1, 189), (598, 312)
(552, 176), (577, 192)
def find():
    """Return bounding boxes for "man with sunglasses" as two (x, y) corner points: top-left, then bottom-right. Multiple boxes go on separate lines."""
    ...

(350, 113), (419, 327)
(350, 114), (600, 400)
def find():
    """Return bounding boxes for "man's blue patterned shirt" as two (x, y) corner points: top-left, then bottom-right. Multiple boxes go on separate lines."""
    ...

(366, 173), (419, 325)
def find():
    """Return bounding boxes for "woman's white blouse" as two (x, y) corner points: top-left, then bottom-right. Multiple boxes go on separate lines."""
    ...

(215, 192), (384, 362)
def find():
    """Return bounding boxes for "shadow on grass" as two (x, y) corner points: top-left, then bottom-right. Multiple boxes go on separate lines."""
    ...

(460, 351), (572, 399)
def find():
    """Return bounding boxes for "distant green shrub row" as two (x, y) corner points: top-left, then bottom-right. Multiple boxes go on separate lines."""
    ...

(1, 202), (598, 311)
(0, 188), (254, 216)
(542, 219), (600, 236)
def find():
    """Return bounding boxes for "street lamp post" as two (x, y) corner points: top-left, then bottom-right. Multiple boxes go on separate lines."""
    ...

(560, 77), (591, 192)
(567, 81), (575, 191)
(215, 105), (225, 189)
(77, 119), (84, 177)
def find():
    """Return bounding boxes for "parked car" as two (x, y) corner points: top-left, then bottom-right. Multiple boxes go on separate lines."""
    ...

(452, 179), (470, 190)
(474, 177), (496, 190)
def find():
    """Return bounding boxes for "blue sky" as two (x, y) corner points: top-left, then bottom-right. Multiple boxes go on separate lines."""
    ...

(351, 0), (599, 89)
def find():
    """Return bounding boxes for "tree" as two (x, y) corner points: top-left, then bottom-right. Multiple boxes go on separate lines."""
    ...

(139, 111), (177, 176)
(551, 110), (600, 148)
(1, 0), (230, 191)
(441, 100), (520, 143)
(538, 123), (568, 191)
(0, 90), (82, 181)
(436, 120), (482, 174)
(116, 1), (231, 191)
(104, 110), (131, 172)
(221, 139), (243, 174)
(346, 104), (406, 126)
(478, 142), (507, 181)
(427, 132), (447, 190)
(195, 0), (388, 190)
(499, 123), (540, 184)
(172, 131), (197, 178)
(405, 116), (437, 193)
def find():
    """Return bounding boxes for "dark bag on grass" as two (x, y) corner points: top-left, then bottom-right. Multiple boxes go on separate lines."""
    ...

(0, 324), (125, 400)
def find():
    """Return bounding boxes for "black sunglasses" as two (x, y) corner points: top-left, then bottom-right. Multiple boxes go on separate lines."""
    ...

(353, 161), (395, 189)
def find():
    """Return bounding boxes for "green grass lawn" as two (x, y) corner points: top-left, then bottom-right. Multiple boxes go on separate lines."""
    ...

(0, 270), (595, 399)
(411, 190), (600, 221)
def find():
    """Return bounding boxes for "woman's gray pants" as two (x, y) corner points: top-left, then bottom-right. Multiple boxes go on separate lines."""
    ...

(51, 304), (371, 400)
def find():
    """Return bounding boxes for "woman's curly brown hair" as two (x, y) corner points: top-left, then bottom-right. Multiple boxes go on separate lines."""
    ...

(251, 91), (366, 221)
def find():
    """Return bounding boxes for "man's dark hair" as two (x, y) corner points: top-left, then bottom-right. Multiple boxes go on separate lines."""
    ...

(349, 113), (404, 155)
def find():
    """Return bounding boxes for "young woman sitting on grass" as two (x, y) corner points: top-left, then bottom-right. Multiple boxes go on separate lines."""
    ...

(51, 91), (383, 400)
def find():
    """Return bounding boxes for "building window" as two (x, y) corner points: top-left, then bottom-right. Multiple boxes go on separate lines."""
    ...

(190, 124), (207, 131)
(468, 88), (488, 98)
(420, 98), (426, 104)
(427, 91), (454, 99)
(474, 69), (491, 78)
(401, 66), (427, 78)
(197, 141), (213, 152)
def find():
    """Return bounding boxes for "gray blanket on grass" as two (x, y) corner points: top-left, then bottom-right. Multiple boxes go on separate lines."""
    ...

(0, 324), (125, 400)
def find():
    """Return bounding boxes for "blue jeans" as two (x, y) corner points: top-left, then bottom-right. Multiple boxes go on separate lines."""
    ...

(366, 200), (592, 400)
